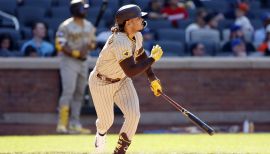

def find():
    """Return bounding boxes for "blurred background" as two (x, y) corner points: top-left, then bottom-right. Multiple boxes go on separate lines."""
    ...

(0, 0), (270, 135)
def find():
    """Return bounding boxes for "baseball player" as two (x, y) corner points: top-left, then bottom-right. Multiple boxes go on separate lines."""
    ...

(88, 4), (163, 154)
(55, 0), (96, 134)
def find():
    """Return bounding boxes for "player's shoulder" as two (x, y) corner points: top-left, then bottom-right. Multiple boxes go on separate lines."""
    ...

(60, 18), (73, 27)
(84, 19), (94, 27)
(113, 32), (130, 44)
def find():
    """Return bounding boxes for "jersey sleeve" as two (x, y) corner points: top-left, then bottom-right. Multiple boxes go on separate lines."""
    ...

(112, 38), (133, 63)
(55, 23), (68, 52)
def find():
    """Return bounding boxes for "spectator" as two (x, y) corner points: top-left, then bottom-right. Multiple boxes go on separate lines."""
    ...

(190, 42), (205, 56)
(185, 8), (207, 42)
(146, 0), (167, 19)
(257, 24), (270, 56)
(222, 24), (255, 53)
(254, 12), (270, 47)
(161, 0), (188, 27)
(231, 38), (248, 57)
(24, 46), (38, 57)
(20, 21), (54, 57)
(234, 2), (253, 32)
(204, 12), (223, 30)
(0, 33), (22, 57)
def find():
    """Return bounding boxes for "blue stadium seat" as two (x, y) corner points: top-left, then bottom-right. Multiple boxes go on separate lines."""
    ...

(17, 6), (47, 27)
(177, 19), (194, 29)
(155, 40), (186, 57)
(87, 7), (113, 27)
(135, 0), (150, 10)
(157, 29), (185, 42)
(147, 19), (173, 31)
(23, 0), (52, 9)
(0, 0), (17, 15)
(89, 0), (119, 11)
(44, 18), (64, 32)
(202, 0), (229, 13)
(55, 0), (70, 7)
(190, 29), (220, 43)
(218, 19), (235, 30)
(50, 7), (71, 19)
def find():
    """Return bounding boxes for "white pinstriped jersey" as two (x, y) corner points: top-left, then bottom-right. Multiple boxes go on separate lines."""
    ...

(95, 32), (143, 79)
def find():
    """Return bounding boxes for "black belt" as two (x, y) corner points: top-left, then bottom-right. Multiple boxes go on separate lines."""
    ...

(97, 73), (121, 83)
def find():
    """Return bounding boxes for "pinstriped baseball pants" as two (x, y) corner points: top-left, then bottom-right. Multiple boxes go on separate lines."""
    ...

(88, 71), (140, 140)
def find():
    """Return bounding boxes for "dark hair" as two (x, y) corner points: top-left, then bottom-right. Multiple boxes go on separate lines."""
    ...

(31, 21), (48, 31)
(190, 42), (200, 56)
(111, 21), (126, 33)
(0, 33), (14, 50)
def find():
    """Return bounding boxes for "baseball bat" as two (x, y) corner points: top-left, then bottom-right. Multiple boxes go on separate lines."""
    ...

(94, 0), (108, 27)
(160, 92), (215, 135)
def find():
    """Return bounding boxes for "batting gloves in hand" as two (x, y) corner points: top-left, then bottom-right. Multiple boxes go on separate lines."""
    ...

(150, 79), (162, 96)
(150, 45), (163, 62)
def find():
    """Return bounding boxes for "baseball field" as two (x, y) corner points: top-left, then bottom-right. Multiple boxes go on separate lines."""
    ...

(0, 133), (269, 154)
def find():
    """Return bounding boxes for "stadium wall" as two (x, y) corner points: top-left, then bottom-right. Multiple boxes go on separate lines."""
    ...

(0, 58), (270, 134)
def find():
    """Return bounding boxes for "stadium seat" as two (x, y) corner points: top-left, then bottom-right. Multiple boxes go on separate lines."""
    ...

(20, 27), (32, 39)
(44, 18), (64, 32)
(218, 19), (235, 30)
(177, 19), (194, 30)
(89, 0), (119, 11)
(147, 19), (173, 31)
(157, 29), (185, 42)
(190, 29), (220, 43)
(0, 0), (17, 15)
(202, 0), (229, 13)
(17, 6), (47, 27)
(155, 40), (186, 57)
(135, 0), (150, 10)
(50, 7), (71, 19)
(87, 7), (113, 27)
(54, 0), (70, 7)
(23, 0), (52, 9)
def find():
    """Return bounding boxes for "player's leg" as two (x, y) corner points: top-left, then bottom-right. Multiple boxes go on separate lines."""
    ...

(69, 63), (90, 134)
(113, 78), (140, 154)
(89, 73), (118, 151)
(57, 59), (78, 133)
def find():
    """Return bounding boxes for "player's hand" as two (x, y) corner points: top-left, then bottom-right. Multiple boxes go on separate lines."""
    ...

(150, 79), (162, 97)
(150, 45), (163, 62)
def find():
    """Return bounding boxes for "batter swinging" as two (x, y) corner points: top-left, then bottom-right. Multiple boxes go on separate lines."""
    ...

(88, 4), (163, 154)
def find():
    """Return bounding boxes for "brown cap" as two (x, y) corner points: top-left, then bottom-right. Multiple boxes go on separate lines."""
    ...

(115, 4), (147, 25)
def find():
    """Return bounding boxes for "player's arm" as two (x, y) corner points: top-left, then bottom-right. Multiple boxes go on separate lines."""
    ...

(134, 46), (163, 97)
(119, 45), (163, 78)
(135, 47), (156, 82)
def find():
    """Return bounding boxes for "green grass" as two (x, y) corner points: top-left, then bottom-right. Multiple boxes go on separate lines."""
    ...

(0, 133), (269, 154)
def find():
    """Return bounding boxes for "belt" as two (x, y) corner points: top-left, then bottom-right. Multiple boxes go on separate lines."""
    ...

(97, 73), (121, 83)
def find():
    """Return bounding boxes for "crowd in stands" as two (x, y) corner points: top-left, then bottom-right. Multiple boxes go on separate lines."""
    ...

(1, 0), (270, 58)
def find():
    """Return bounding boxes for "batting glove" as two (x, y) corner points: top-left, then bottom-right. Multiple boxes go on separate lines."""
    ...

(150, 79), (162, 96)
(150, 45), (163, 62)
